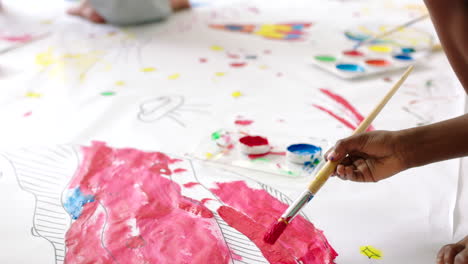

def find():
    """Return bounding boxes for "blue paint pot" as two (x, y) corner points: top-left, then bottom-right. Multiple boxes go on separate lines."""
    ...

(336, 63), (365, 72)
(286, 144), (322, 164)
(394, 54), (413, 61)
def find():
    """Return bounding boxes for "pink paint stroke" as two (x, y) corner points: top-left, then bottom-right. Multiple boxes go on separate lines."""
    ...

(234, 119), (254, 126)
(66, 142), (230, 264)
(314, 88), (374, 131)
(211, 181), (338, 264)
(0, 34), (33, 42)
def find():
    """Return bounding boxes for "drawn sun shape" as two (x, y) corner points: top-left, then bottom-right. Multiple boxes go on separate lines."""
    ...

(137, 95), (210, 127)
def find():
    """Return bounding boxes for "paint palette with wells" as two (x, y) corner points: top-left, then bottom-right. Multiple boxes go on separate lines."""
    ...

(312, 24), (434, 79)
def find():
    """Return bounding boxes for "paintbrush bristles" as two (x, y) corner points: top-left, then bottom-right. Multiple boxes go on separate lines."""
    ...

(264, 219), (288, 245)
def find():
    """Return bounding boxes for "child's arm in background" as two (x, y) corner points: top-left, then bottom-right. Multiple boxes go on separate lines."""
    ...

(424, 0), (468, 93)
(68, 0), (190, 25)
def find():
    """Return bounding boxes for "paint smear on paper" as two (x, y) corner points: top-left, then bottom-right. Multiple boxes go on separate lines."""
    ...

(183, 182), (200, 188)
(168, 73), (180, 80)
(215, 72), (226, 77)
(115, 81), (125, 86)
(23, 111), (32, 117)
(211, 181), (338, 264)
(0, 34), (33, 42)
(63, 187), (95, 220)
(141, 67), (156, 72)
(199, 58), (207, 63)
(211, 45), (224, 51)
(313, 88), (374, 131)
(231, 91), (242, 98)
(101, 91), (116, 96)
(65, 142), (230, 263)
(25, 92), (42, 98)
(234, 119), (254, 126)
(230, 62), (247, 68)
(360, 245), (383, 259)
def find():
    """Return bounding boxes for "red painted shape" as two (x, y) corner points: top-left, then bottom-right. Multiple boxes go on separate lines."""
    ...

(174, 168), (187, 173)
(66, 142), (230, 264)
(227, 52), (240, 59)
(230, 62), (247, 68)
(234, 119), (254, 126)
(239, 136), (268, 147)
(201, 198), (214, 205)
(264, 49), (271, 54)
(199, 58), (207, 63)
(183, 182), (200, 188)
(343, 50), (364, 57)
(212, 181), (338, 264)
(315, 88), (374, 131)
(23, 111), (32, 117)
(366, 59), (391, 67)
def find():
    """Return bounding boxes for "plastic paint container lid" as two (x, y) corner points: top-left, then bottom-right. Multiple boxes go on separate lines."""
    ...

(239, 136), (271, 155)
(286, 144), (322, 164)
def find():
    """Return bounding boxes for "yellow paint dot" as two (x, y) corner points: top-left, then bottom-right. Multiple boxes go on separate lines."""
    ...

(215, 72), (226, 77)
(231, 91), (242, 98)
(25, 92), (42, 98)
(35, 48), (56, 67)
(141, 67), (156, 72)
(115, 81), (125, 86)
(211, 45), (224, 51)
(360, 246), (383, 259)
(259, 65), (268, 70)
(168, 73), (180, 80)
(369, 45), (392, 53)
(205, 152), (213, 159)
(40, 19), (53, 24)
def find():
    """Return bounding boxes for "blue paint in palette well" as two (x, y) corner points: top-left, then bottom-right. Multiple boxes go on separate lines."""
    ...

(394, 54), (413, 61)
(336, 63), (365, 72)
(64, 187), (95, 220)
(287, 144), (321, 155)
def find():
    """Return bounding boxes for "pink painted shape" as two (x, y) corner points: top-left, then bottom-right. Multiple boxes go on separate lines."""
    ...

(66, 142), (230, 264)
(199, 58), (207, 63)
(313, 104), (357, 131)
(230, 62), (247, 68)
(174, 168), (187, 173)
(212, 181), (338, 264)
(23, 111), (32, 117)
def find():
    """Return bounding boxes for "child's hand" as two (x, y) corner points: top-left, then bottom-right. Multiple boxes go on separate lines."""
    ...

(437, 236), (468, 264)
(67, 0), (106, 24)
(325, 131), (407, 182)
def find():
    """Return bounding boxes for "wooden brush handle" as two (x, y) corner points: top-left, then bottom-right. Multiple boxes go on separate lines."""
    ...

(308, 66), (414, 194)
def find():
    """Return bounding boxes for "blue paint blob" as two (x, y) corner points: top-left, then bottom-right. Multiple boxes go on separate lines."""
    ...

(285, 34), (301, 39)
(64, 187), (95, 220)
(225, 25), (244, 31)
(344, 31), (370, 42)
(336, 63), (365, 72)
(245, 55), (258, 60)
(401, 47), (416, 53)
(287, 144), (321, 155)
(292, 24), (304, 30)
(393, 54), (413, 61)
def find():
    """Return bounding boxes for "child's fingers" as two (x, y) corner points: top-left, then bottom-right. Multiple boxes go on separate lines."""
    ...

(438, 244), (465, 264)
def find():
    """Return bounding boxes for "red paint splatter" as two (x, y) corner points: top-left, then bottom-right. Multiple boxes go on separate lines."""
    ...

(227, 52), (240, 59)
(199, 58), (207, 63)
(234, 119), (254, 126)
(276, 72), (283, 77)
(66, 142), (230, 263)
(314, 88), (374, 131)
(183, 182), (200, 188)
(264, 49), (271, 54)
(201, 198), (214, 205)
(0, 34), (33, 42)
(248, 151), (286, 159)
(23, 111), (32, 117)
(174, 168), (187, 173)
(211, 181), (338, 264)
(383, 77), (392, 82)
(343, 50), (364, 57)
(366, 59), (391, 67)
(230, 62), (247, 68)
(126, 235), (146, 249)
(239, 136), (269, 147)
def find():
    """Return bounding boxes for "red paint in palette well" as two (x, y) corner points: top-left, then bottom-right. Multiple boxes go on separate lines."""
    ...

(234, 119), (254, 126)
(211, 181), (338, 264)
(230, 62), (247, 67)
(343, 50), (364, 57)
(366, 59), (391, 66)
(239, 136), (269, 147)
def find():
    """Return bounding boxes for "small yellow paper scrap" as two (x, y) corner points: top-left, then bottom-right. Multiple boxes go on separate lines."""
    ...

(231, 91), (242, 98)
(211, 45), (224, 51)
(168, 73), (180, 80)
(360, 246), (383, 259)
(141, 67), (156, 72)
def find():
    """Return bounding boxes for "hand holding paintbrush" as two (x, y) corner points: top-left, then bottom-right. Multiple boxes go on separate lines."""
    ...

(264, 65), (414, 245)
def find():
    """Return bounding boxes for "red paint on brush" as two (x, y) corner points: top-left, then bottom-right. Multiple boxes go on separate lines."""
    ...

(239, 136), (269, 147)
(264, 220), (287, 244)
(234, 119), (254, 126)
(230, 62), (247, 67)
(366, 59), (391, 67)
(183, 182), (200, 188)
(343, 50), (364, 57)
(66, 142), (230, 264)
(211, 181), (338, 264)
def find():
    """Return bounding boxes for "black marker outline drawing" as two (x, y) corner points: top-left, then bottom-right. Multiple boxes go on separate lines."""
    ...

(137, 95), (210, 127)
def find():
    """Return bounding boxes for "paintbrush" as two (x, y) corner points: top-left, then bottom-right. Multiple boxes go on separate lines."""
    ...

(264, 65), (414, 245)
(354, 14), (429, 49)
